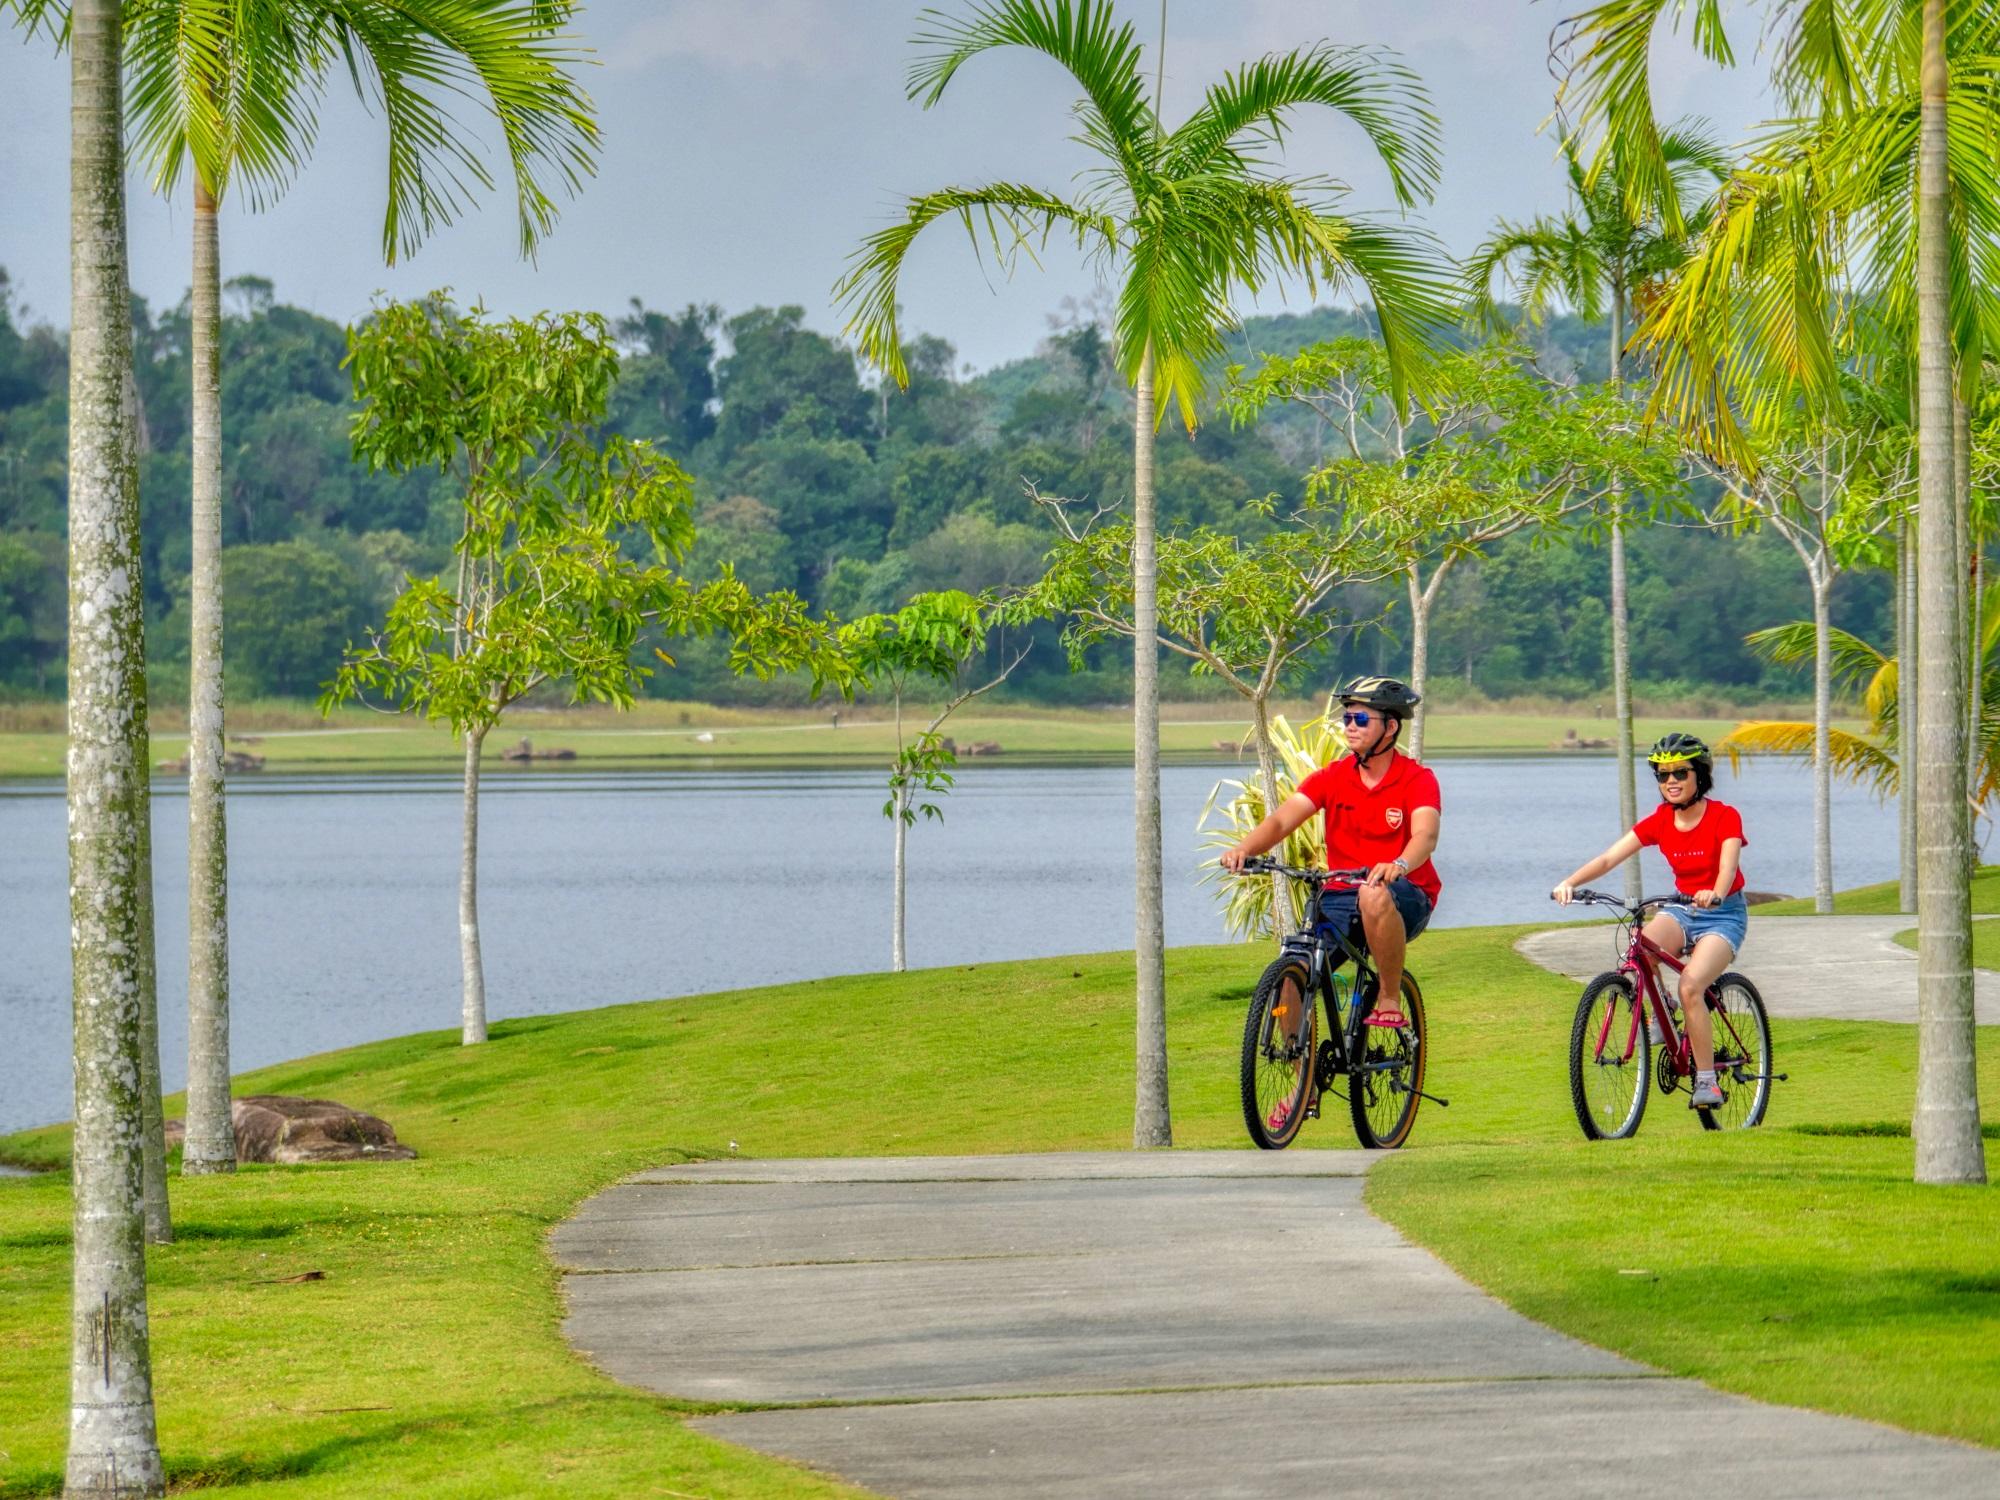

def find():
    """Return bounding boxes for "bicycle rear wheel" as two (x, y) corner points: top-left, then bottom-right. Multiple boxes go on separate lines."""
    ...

(1570, 973), (1649, 1140)
(1348, 972), (1426, 1150)
(1241, 955), (1317, 1149)
(1699, 973), (1772, 1131)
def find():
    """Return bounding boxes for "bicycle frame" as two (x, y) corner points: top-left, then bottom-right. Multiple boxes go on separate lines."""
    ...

(1597, 908), (1755, 1079)
(1271, 908), (1396, 1090)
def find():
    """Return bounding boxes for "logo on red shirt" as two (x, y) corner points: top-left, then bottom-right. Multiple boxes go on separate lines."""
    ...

(1386, 808), (1404, 830)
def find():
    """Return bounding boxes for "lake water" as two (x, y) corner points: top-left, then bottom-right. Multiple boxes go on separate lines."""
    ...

(0, 756), (1900, 1135)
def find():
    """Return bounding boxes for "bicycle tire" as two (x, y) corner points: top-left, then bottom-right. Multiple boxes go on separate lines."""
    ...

(1698, 973), (1773, 1131)
(1241, 955), (1317, 1150)
(1348, 971), (1426, 1150)
(1570, 972), (1649, 1140)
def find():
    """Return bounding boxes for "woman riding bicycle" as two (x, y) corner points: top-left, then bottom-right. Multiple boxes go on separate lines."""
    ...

(1552, 732), (1747, 1111)
(1221, 676), (1442, 1035)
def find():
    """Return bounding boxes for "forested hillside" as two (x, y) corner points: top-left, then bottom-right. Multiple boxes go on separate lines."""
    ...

(0, 268), (1890, 706)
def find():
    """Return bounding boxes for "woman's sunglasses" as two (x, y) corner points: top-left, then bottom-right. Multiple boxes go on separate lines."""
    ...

(1341, 710), (1374, 728)
(1653, 766), (1694, 783)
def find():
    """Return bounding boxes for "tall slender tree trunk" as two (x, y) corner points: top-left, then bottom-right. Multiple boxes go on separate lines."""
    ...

(64, 0), (167, 1490)
(1608, 287), (1641, 902)
(1131, 344), (1170, 1148)
(1957, 398), (1981, 846)
(892, 692), (908, 972)
(1250, 693), (1292, 941)
(1901, 517), (1920, 910)
(1912, 0), (1985, 1185)
(459, 725), (489, 1045)
(1405, 569), (1430, 759)
(1811, 571), (1834, 913)
(183, 182), (234, 1175)
(119, 362), (169, 1246)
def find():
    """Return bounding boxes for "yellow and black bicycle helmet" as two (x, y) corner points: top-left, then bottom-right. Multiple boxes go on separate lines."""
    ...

(1646, 731), (1710, 767)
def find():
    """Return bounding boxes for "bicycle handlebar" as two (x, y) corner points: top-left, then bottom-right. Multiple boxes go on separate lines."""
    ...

(1236, 855), (1372, 884)
(1561, 888), (1692, 912)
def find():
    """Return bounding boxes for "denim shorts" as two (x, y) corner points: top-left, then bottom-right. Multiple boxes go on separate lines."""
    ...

(1663, 892), (1749, 957)
(1317, 877), (1432, 945)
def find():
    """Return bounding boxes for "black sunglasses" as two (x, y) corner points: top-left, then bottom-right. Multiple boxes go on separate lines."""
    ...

(1654, 766), (1694, 783)
(1341, 709), (1374, 728)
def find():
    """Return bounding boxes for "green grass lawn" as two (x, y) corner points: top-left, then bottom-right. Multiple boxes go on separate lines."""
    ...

(0, 704), (1836, 778)
(3, 923), (1995, 1495)
(1759, 863), (2000, 916)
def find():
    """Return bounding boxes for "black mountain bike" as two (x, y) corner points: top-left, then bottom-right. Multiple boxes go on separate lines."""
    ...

(1234, 856), (1447, 1150)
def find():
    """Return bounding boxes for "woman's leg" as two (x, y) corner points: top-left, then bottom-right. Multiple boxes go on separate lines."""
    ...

(1677, 933), (1736, 1074)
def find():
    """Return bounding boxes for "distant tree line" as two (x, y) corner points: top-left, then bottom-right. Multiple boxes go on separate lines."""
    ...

(0, 267), (1891, 706)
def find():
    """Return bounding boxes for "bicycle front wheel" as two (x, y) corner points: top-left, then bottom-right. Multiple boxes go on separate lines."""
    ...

(1570, 973), (1649, 1140)
(1699, 973), (1772, 1131)
(1348, 972), (1426, 1150)
(1241, 955), (1317, 1150)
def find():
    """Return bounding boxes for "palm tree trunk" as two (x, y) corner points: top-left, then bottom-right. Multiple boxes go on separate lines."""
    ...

(64, 0), (167, 1490)
(182, 182), (234, 1175)
(1250, 693), (1292, 941)
(893, 691), (908, 971)
(1132, 343), (1170, 1148)
(1609, 287), (1641, 902)
(1811, 571), (1834, 913)
(1405, 569), (1430, 759)
(1957, 397), (1979, 840)
(132, 793), (169, 1246)
(459, 725), (489, 1045)
(1912, 0), (1985, 1185)
(1900, 516), (1919, 911)
(118, 362), (170, 1247)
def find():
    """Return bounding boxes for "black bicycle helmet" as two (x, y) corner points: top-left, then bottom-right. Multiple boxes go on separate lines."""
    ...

(1337, 675), (1422, 721)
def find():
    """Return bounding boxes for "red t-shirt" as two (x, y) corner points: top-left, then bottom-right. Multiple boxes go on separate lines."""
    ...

(1296, 751), (1442, 905)
(1633, 798), (1747, 897)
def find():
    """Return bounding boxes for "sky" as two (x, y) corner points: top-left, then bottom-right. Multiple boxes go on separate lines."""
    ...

(0, 0), (1772, 374)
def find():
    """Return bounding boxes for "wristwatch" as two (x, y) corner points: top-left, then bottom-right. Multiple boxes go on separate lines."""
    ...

(1391, 857), (1409, 875)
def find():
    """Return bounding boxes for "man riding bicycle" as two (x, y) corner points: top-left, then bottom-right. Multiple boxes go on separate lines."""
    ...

(1220, 676), (1441, 1033)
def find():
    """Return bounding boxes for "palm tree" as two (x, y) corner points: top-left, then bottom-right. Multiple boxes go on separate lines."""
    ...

(43, 0), (170, 1487)
(1466, 128), (1726, 901)
(1556, 0), (1989, 1184)
(838, 0), (1451, 1147)
(112, 0), (597, 1173)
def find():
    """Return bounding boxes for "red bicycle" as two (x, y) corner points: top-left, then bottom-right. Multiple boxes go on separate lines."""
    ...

(1560, 889), (1781, 1138)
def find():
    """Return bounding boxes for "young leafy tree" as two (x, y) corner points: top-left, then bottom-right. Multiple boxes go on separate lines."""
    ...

(16, 0), (599, 1175)
(842, 590), (1028, 971)
(838, 0), (1451, 1148)
(325, 297), (844, 1044)
(1018, 481), (1397, 939)
(1691, 390), (1911, 910)
(1466, 126), (1727, 897)
(1225, 339), (1678, 757)
(36, 0), (170, 1487)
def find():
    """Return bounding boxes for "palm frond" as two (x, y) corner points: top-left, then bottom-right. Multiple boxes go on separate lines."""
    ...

(909, 0), (1151, 185)
(1164, 43), (1439, 207)
(839, 182), (1117, 386)
(1717, 720), (1900, 798)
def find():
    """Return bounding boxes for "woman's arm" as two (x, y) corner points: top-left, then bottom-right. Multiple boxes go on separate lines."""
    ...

(1220, 791), (1321, 870)
(1553, 831), (1643, 904)
(1696, 836), (1745, 907)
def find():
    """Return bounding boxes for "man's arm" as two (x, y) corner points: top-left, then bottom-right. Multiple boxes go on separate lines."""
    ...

(1369, 805), (1439, 886)
(1220, 791), (1320, 871)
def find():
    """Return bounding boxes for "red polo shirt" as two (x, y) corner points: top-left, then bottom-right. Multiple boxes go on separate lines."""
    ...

(1296, 751), (1442, 905)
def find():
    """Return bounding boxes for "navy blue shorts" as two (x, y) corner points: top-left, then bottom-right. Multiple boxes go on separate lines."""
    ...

(1317, 877), (1432, 946)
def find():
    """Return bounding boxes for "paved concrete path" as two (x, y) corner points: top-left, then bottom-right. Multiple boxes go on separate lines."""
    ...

(1518, 912), (2000, 1023)
(553, 1153), (2000, 1497)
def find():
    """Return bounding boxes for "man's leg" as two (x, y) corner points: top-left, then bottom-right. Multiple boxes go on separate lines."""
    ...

(1357, 883), (1409, 1017)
